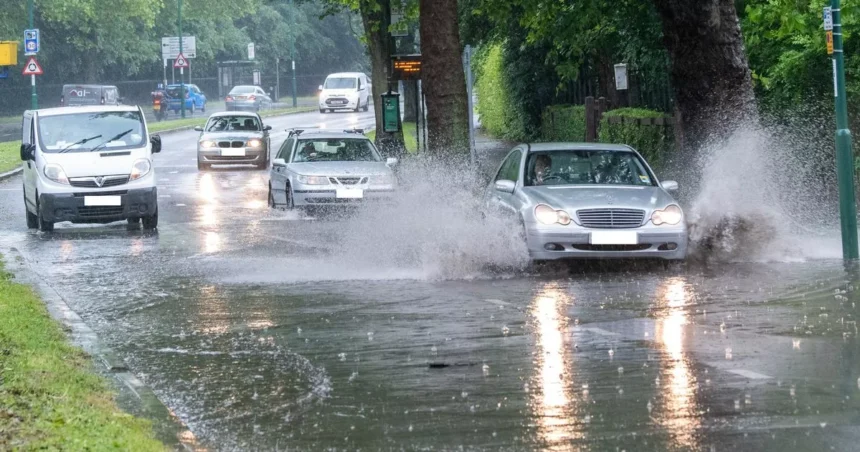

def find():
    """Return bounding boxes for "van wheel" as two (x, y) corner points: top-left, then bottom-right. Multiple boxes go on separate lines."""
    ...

(354, 101), (361, 113)
(37, 199), (53, 232)
(363, 102), (369, 112)
(127, 217), (141, 229)
(142, 209), (158, 230)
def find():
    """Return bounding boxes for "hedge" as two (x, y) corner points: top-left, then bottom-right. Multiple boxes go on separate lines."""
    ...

(541, 105), (586, 142)
(598, 108), (673, 165)
(475, 44), (517, 140)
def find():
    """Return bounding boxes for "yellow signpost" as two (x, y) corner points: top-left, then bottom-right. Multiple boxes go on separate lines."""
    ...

(0, 41), (18, 66)
(826, 31), (834, 55)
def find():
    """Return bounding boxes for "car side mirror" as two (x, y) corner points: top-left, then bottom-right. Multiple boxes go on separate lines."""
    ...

(494, 180), (516, 194)
(661, 180), (679, 192)
(386, 157), (398, 167)
(264, 125), (272, 131)
(318, 85), (324, 91)
(272, 158), (286, 168)
(193, 126), (204, 132)
(20, 143), (35, 161)
(150, 135), (162, 154)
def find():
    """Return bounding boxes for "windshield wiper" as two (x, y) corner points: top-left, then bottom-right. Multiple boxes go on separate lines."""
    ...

(59, 134), (102, 153)
(89, 129), (134, 153)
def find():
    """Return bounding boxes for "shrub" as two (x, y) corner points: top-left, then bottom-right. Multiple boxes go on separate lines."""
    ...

(598, 108), (673, 166)
(475, 44), (516, 140)
(541, 105), (586, 142)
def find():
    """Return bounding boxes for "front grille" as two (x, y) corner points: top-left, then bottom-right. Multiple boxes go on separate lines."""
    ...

(207, 155), (259, 161)
(325, 98), (349, 106)
(69, 176), (129, 188)
(73, 190), (127, 197)
(577, 209), (645, 229)
(217, 141), (245, 148)
(78, 206), (124, 218)
(329, 176), (366, 185)
(572, 244), (651, 252)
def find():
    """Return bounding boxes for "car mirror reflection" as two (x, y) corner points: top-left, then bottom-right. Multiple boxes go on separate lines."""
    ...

(661, 180), (679, 192)
(494, 180), (516, 194)
(272, 158), (287, 168)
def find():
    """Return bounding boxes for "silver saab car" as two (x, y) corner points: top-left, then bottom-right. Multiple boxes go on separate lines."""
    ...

(486, 143), (687, 261)
(267, 129), (397, 209)
(195, 112), (272, 170)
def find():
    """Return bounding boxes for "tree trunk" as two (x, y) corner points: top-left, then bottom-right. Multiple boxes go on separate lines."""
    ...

(359, 0), (405, 157)
(402, 80), (418, 122)
(419, 0), (470, 157)
(651, 0), (755, 151)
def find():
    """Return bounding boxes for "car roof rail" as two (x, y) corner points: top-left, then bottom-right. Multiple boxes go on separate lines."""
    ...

(286, 126), (320, 137)
(343, 128), (364, 134)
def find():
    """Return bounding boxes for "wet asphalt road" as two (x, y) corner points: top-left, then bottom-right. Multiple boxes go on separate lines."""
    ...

(2, 111), (860, 450)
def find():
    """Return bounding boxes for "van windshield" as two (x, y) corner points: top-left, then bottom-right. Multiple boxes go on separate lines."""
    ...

(38, 111), (146, 153)
(324, 77), (357, 90)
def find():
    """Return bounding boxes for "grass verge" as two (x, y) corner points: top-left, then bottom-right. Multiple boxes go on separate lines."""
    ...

(0, 141), (21, 174)
(366, 122), (418, 154)
(0, 260), (165, 450)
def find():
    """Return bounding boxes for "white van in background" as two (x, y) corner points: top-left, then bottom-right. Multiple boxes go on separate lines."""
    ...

(318, 72), (370, 113)
(20, 105), (162, 232)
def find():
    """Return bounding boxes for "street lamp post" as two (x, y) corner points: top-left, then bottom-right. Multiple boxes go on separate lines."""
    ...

(290, 0), (297, 108)
(830, 0), (859, 259)
(178, 0), (186, 119)
(28, 0), (37, 110)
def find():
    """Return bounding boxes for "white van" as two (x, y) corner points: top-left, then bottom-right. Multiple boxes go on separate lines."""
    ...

(318, 72), (370, 113)
(20, 105), (162, 232)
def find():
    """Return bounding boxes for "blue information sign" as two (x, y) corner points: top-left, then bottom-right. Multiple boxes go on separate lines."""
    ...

(24, 29), (39, 55)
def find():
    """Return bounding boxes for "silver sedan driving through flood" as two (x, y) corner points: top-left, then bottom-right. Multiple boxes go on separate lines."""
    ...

(195, 112), (272, 170)
(485, 143), (687, 260)
(268, 129), (397, 209)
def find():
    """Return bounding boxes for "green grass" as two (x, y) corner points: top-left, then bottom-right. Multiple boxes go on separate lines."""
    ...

(147, 106), (316, 133)
(0, 141), (21, 174)
(0, 260), (165, 450)
(366, 122), (418, 154)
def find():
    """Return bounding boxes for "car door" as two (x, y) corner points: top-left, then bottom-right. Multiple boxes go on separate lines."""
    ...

(22, 112), (37, 210)
(487, 147), (523, 215)
(271, 137), (295, 203)
(257, 88), (270, 108)
(195, 86), (206, 106)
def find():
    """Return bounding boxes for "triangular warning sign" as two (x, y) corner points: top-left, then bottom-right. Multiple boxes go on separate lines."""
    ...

(22, 57), (43, 76)
(173, 53), (189, 69)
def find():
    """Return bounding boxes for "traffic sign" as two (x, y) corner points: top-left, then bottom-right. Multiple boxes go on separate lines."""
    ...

(824, 7), (834, 31)
(247, 43), (255, 60)
(22, 57), (43, 76)
(173, 53), (189, 69)
(24, 29), (39, 55)
(161, 36), (196, 60)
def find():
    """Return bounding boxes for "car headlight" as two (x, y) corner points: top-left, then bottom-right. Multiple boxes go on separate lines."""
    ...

(247, 139), (263, 148)
(130, 159), (152, 181)
(369, 174), (395, 185)
(535, 204), (571, 226)
(651, 204), (683, 226)
(200, 140), (217, 149)
(43, 164), (69, 185)
(296, 174), (329, 185)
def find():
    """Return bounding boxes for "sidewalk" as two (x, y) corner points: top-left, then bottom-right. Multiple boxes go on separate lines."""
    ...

(474, 128), (516, 180)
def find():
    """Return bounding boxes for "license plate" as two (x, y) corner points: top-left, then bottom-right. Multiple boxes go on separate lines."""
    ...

(84, 196), (121, 206)
(590, 231), (638, 245)
(221, 148), (246, 157)
(332, 101), (345, 105)
(336, 188), (364, 199)
(153, 105), (161, 111)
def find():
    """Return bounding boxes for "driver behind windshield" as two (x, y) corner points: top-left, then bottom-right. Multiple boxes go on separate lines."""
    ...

(533, 154), (553, 185)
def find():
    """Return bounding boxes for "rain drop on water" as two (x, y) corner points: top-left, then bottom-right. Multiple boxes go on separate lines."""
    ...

(502, 325), (510, 336)
(367, 332), (374, 341)
(617, 366), (624, 375)
(482, 364), (490, 376)
(462, 391), (469, 399)
(646, 401), (653, 414)
(790, 385), (796, 398)
(745, 393), (752, 405)
(734, 399), (741, 410)
(409, 425), (414, 432)
(608, 349), (615, 358)
(725, 348), (733, 360)
(297, 327), (302, 335)
(431, 346), (438, 356)
(338, 353), (347, 362)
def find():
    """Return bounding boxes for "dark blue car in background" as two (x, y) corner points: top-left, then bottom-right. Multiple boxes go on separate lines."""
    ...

(166, 84), (207, 115)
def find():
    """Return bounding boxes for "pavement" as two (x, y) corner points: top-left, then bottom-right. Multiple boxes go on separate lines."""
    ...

(1, 115), (860, 450)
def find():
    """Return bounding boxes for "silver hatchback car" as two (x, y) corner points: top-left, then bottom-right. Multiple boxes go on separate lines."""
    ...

(486, 143), (687, 261)
(268, 129), (397, 209)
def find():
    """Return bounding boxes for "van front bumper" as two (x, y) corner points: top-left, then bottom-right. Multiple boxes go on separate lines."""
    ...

(40, 187), (158, 223)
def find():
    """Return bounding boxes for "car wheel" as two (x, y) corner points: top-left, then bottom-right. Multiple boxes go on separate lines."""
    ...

(201, 102), (206, 113)
(142, 208), (158, 230)
(268, 184), (276, 208)
(190, 103), (196, 115)
(319, 108), (325, 114)
(36, 197), (53, 232)
(197, 160), (210, 171)
(285, 182), (295, 210)
(363, 102), (369, 112)
(354, 100), (361, 113)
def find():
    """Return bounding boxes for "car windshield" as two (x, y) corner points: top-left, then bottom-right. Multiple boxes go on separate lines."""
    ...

(525, 150), (656, 187)
(293, 138), (380, 163)
(166, 86), (188, 97)
(230, 86), (256, 95)
(205, 115), (261, 132)
(324, 78), (357, 90)
(37, 111), (145, 153)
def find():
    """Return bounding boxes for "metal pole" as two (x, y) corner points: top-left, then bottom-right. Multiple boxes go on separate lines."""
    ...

(831, 0), (859, 259)
(290, 0), (297, 108)
(276, 58), (280, 102)
(464, 45), (476, 166)
(178, 0), (185, 118)
(29, 0), (37, 109)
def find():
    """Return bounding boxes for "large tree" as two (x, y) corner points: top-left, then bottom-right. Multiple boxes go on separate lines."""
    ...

(651, 0), (756, 150)
(419, 0), (470, 156)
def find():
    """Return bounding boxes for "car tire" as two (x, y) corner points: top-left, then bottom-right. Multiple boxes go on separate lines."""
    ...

(268, 184), (277, 208)
(142, 209), (158, 230)
(190, 103), (196, 115)
(285, 182), (295, 210)
(319, 108), (325, 114)
(127, 217), (141, 229)
(354, 101), (361, 113)
(25, 190), (38, 229)
(363, 102), (369, 112)
(36, 197), (53, 232)
(201, 103), (206, 113)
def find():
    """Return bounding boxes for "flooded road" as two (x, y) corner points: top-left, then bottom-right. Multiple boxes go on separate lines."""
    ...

(2, 110), (860, 450)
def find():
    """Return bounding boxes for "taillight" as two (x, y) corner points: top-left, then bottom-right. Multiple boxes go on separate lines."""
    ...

(154, 99), (161, 105)
(226, 96), (233, 101)
(249, 95), (256, 101)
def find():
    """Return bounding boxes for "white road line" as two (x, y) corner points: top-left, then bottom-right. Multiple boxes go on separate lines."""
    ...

(723, 368), (773, 380)
(574, 327), (621, 337)
(175, 203), (186, 207)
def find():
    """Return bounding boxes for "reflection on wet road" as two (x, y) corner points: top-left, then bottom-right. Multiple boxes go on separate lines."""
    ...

(2, 109), (860, 450)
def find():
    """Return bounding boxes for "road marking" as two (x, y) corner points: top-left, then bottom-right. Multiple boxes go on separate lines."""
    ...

(158, 195), (172, 198)
(176, 203), (186, 207)
(575, 327), (620, 336)
(724, 368), (773, 380)
(169, 171), (179, 174)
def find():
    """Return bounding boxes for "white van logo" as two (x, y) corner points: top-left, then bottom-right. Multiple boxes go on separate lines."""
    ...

(69, 89), (90, 97)
(94, 176), (105, 187)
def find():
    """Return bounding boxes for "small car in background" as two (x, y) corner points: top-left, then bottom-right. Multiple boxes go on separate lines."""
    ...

(318, 72), (370, 113)
(225, 85), (273, 112)
(195, 112), (272, 170)
(268, 129), (397, 209)
(165, 84), (207, 115)
(60, 84), (122, 107)
(485, 143), (687, 261)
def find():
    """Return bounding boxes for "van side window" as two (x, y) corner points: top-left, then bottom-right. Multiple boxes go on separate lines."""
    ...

(29, 118), (35, 144)
(22, 116), (31, 144)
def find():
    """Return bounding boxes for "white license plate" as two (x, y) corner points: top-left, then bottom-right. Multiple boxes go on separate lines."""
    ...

(332, 101), (345, 105)
(336, 188), (364, 199)
(590, 231), (638, 245)
(84, 196), (121, 207)
(221, 148), (246, 157)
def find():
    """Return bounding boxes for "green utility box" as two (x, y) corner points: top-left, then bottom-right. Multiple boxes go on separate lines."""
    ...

(382, 93), (401, 133)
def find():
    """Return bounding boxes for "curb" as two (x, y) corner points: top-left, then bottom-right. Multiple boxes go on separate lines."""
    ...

(0, 165), (22, 182)
(2, 248), (200, 451)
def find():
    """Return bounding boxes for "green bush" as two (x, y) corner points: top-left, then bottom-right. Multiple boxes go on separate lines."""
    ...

(598, 108), (673, 166)
(541, 105), (586, 142)
(475, 44), (516, 140)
